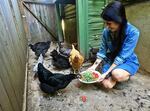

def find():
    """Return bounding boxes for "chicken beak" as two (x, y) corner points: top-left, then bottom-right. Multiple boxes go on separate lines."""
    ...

(76, 74), (82, 79)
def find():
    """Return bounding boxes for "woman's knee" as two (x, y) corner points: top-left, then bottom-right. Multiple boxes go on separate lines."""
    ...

(112, 69), (129, 82)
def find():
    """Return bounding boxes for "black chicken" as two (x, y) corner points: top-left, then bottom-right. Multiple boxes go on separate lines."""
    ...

(37, 63), (80, 94)
(50, 49), (70, 69)
(36, 63), (53, 82)
(89, 47), (99, 62)
(58, 42), (71, 57)
(29, 41), (51, 57)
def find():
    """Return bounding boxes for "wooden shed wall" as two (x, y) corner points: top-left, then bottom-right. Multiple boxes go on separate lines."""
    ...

(64, 4), (77, 44)
(77, 0), (106, 57)
(126, 1), (150, 73)
(88, 0), (105, 49)
(24, 3), (57, 43)
(0, 0), (27, 111)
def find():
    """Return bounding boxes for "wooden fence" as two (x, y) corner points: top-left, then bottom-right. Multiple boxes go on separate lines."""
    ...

(0, 0), (27, 111)
(23, 1), (57, 43)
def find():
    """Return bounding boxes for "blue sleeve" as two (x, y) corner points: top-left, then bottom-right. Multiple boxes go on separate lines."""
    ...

(114, 29), (140, 65)
(97, 29), (108, 59)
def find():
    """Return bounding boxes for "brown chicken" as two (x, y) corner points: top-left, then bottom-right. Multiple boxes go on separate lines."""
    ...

(69, 45), (84, 73)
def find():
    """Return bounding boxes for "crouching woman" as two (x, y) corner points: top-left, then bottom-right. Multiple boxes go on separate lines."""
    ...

(89, 1), (140, 89)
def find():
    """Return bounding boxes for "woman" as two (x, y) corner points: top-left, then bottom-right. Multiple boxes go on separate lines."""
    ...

(89, 1), (140, 88)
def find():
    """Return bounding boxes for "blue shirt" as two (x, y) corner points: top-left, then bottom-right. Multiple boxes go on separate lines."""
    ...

(97, 22), (140, 65)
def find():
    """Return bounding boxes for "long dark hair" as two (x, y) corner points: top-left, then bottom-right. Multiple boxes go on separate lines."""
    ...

(101, 1), (127, 60)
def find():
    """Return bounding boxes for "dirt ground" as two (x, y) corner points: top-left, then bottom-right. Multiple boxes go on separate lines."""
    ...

(27, 42), (150, 111)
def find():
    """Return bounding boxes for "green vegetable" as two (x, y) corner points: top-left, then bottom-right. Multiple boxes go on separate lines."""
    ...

(81, 71), (98, 82)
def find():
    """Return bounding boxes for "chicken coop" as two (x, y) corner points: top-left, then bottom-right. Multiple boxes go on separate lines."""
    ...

(0, 0), (150, 111)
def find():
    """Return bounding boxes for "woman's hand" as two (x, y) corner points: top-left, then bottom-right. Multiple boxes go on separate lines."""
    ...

(98, 72), (107, 82)
(98, 63), (117, 82)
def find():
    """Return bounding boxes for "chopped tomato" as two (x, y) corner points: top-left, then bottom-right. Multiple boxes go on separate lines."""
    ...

(81, 96), (87, 102)
(92, 72), (99, 78)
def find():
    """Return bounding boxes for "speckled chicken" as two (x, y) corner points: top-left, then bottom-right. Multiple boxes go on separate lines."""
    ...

(69, 45), (84, 73)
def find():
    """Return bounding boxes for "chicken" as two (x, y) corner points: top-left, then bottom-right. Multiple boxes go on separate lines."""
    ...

(37, 63), (80, 94)
(89, 47), (99, 62)
(69, 45), (84, 73)
(50, 49), (70, 69)
(58, 42), (71, 57)
(37, 63), (53, 82)
(39, 74), (77, 94)
(33, 54), (44, 72)
(29, 41), (51, 57)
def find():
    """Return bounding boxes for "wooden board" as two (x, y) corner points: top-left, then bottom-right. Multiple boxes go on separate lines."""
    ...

(24, 3), (57, 43)
(0, 0), (27, 110)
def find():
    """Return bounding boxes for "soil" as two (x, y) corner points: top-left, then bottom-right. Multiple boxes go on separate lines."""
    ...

(27, 42), (150, 111)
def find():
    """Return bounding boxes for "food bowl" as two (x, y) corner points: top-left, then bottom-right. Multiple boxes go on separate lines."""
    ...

(78, 70), (101, 84)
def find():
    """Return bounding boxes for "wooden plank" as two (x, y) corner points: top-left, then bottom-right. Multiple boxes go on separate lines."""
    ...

(76, 0), (88, 56)
(55, 4), (64, 41)
(0, 5), (19, 110)
(24, 2), (58, 43)
(64, 5), (75, 12)
(23, 0), (54, 5)
(48, 5), (57, 34)
(64, 18), (77, 43)
(0, 78), (14, 111)
(45, 5), (50, 29)
(23, 2), (57, 40)
(8, 2), (27, 97)
(8, 0), (27, 57)
(0, 53), (20, 111)
(24, 7), (49, 42)
(0, 107), (2, 111)
(0, 0), (27, 110)
(0, 9), (21, 111)
(87, 0), (105, 52)
(0, 1), (25, 108)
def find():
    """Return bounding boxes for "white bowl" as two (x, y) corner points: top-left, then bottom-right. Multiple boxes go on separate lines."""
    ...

(78, 70), (101, 84)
